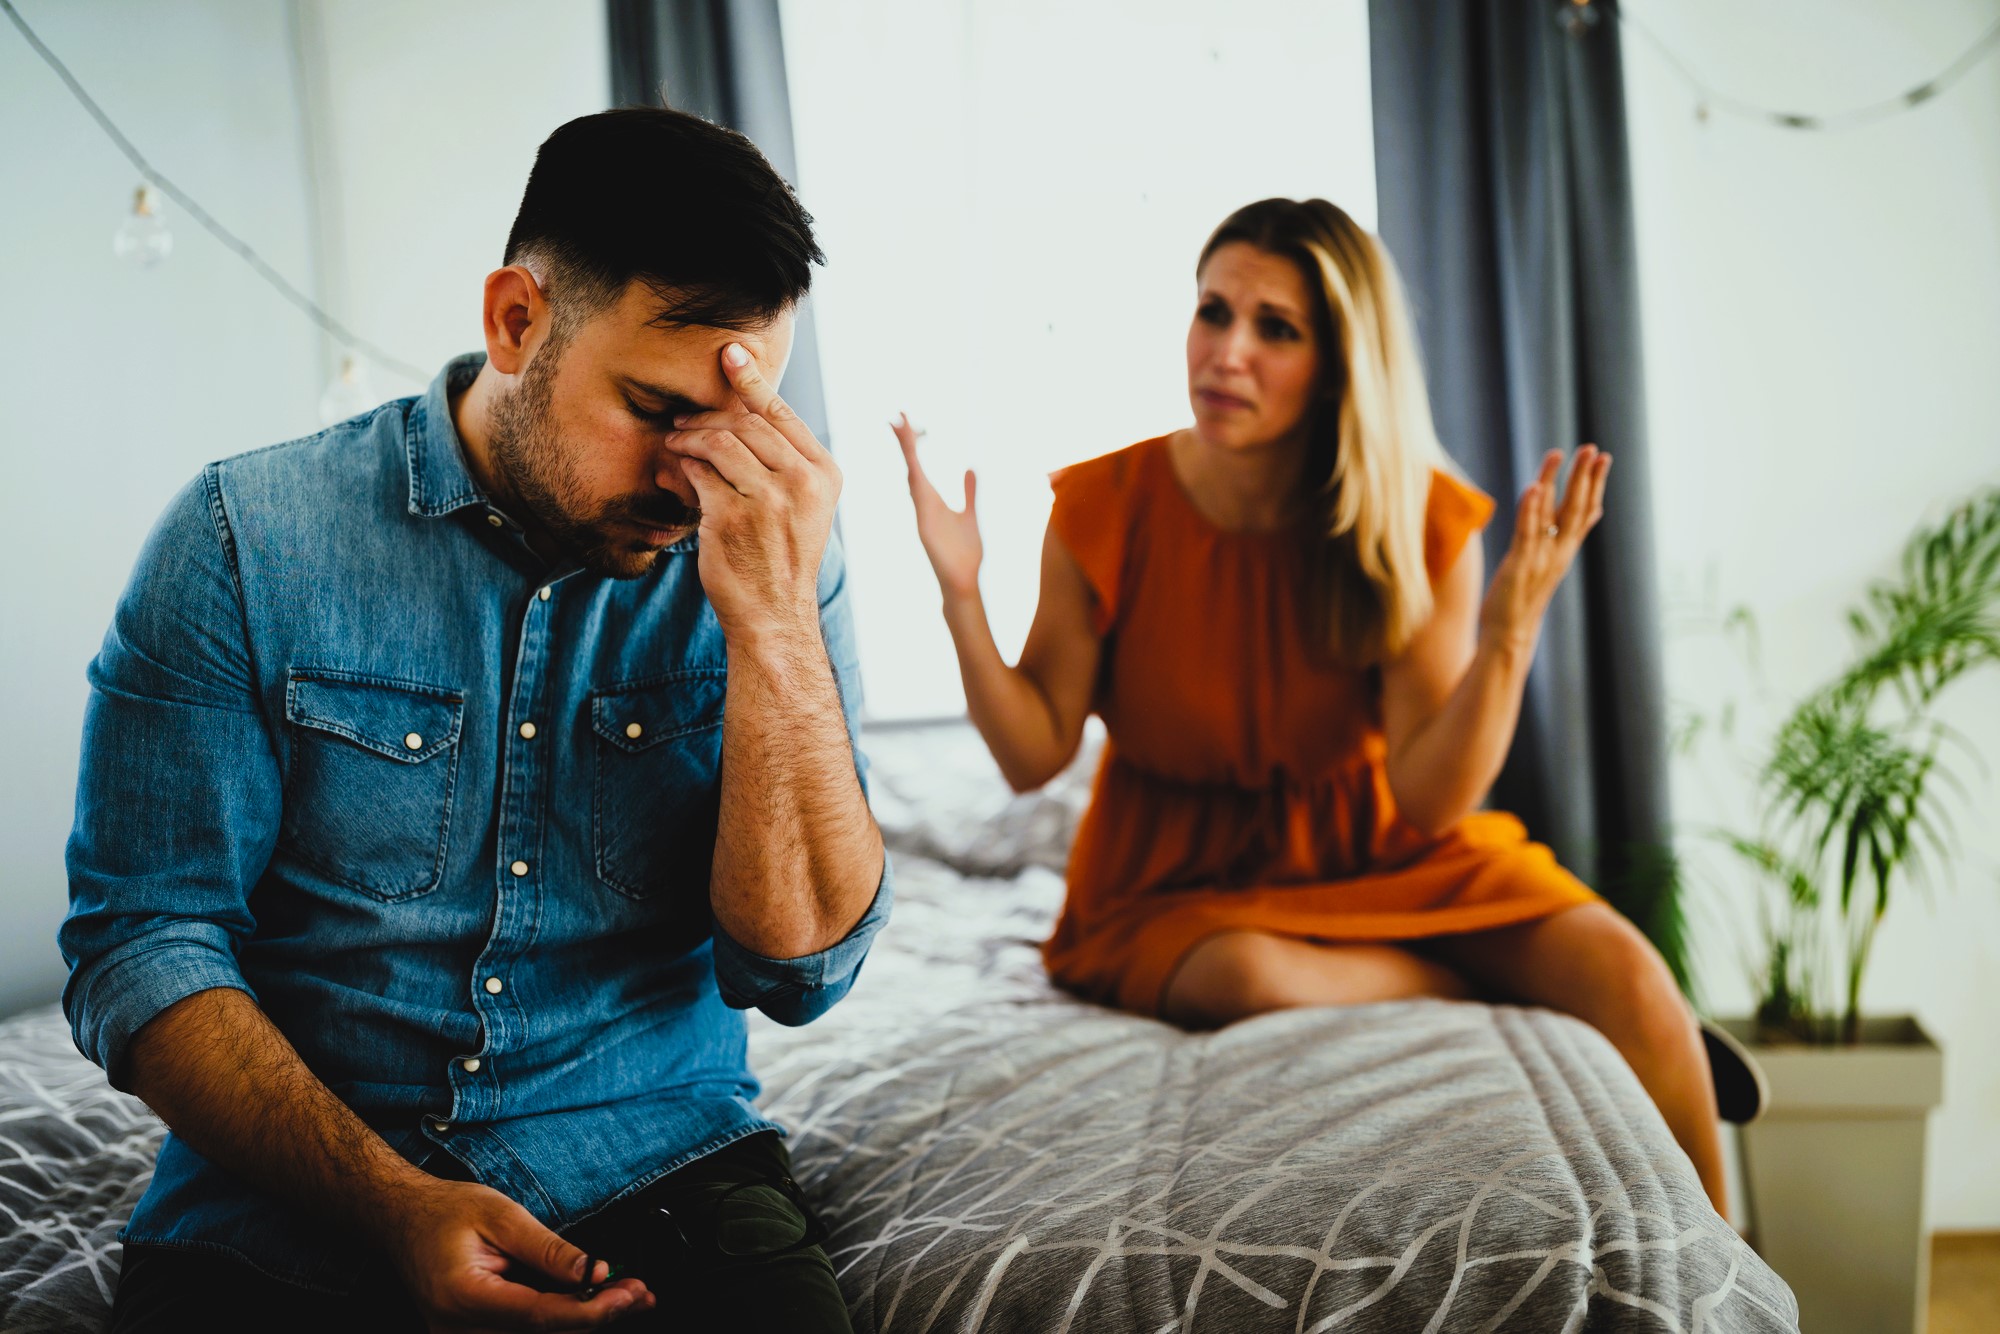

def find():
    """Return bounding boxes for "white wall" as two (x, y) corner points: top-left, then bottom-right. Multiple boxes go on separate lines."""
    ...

(0, 0), (323, 1020)
(298, 0), (610, 399)
(0, 0), (606, 1020)
(782, 0), (1377, 720)
(1625, 0), (2000, 1230)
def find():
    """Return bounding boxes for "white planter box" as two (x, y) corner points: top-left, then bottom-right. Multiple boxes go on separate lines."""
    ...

(1720, 1016), (1944, 1334)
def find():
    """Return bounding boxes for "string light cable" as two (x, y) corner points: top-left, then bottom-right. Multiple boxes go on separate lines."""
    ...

(9, 0), (1996, 366)
(1, 0), (428, 383)
(1571, 0), (2000, 131)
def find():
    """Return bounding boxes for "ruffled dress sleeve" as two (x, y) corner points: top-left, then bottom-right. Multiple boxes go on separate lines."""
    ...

(1423, 467), (1497, 583)
(1048, 445), (1146, 637)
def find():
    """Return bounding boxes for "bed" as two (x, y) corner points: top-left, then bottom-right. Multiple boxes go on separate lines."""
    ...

(0, 722), (1798, 1332)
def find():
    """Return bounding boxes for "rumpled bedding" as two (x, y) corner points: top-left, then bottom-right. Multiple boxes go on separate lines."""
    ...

(0, 723), (1797, 1331)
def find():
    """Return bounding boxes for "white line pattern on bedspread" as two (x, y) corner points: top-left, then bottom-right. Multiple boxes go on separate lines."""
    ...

(0, 1014), (161, 1330)
(742, 852), (1800, 1333)
(0, 724), (1800, 1332)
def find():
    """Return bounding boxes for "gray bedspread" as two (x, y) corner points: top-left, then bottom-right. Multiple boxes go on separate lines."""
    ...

(0, 1007), (155, 1331)
(747, 854), (1797, 1332)
(0, 723), (1797, 1331)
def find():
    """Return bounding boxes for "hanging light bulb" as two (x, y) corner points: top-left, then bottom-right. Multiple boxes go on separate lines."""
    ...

(112, 185), (173, 267)
(1557, 0), (1600, 37)
(318, 356), (376, 426)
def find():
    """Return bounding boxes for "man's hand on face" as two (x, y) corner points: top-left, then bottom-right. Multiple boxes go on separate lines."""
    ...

(664, 343), (841, 654)
(378, 1175), (654, 1332)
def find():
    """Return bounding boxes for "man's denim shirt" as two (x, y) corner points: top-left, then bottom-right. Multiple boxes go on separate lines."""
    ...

(58, 353), (890, 1292)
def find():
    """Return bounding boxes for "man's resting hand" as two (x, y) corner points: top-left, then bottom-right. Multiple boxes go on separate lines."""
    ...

(376, 1175), (654, 1332)
(122, 988), (654, 1331)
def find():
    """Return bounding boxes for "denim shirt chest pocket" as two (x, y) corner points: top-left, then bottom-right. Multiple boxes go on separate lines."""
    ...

(591, 669), (727, 900)
(280, 670), (464, 901)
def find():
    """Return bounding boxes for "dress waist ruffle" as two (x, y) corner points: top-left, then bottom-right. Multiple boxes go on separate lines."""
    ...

(1070, 746), (1426, 903)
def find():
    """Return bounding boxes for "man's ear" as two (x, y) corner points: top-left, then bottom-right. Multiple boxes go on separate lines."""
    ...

(481, 265), (548, 377)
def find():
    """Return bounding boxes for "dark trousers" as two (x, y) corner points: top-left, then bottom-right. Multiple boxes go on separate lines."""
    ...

(109, 1131), (852, 1333)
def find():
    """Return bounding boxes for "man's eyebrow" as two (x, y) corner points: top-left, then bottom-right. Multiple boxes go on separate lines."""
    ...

(619, 377), (715, 413)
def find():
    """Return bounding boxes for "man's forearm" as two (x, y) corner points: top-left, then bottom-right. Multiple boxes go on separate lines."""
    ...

(124, 987), (428, 1242)
(712, 630), (883, 959)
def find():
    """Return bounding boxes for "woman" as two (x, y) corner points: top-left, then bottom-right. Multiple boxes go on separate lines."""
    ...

(892, 197), (1733, 1211)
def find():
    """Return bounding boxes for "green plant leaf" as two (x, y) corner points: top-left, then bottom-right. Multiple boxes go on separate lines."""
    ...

(1722, 486), (1999, 1039)
(1842, 489), (2000, 708)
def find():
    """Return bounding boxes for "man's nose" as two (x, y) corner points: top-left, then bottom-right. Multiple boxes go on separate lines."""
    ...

(653, 451), (697, 505)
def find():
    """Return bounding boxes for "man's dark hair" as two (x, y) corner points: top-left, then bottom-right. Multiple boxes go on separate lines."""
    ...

(504, 106), (824, 332)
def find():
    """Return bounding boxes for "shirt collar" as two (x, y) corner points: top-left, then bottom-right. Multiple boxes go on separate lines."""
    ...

(405, 352), (491, 518)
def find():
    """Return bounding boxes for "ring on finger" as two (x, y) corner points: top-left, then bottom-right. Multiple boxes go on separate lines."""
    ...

(1544, 523), (1560, 539)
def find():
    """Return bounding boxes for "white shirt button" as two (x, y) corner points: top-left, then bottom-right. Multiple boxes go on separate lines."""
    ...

(625, 722), (644, 739)
(430, 1118), (452, 1133)
(486, 513), (503, 528)
(484, 976), (504, 995)
(510, 860), (528, 877)
(538, 586), (552, 601)
(404, 732), (423, 750)
(518, 722), (537, 739)
(460, 1057), (481, 1073)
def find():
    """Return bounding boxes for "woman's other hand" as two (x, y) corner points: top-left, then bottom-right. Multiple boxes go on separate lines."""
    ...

(1480, 445), (1611, 652)
(893, 412), (983, 600)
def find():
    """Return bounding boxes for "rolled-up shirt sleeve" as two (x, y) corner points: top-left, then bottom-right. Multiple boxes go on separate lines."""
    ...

(59, 467), (278, 1090)
(712, 525), (892, 1026)
(711, 857), (892, 1026)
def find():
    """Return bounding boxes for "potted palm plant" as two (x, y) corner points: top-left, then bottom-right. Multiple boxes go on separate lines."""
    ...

(1705, 487), (2000, 1334)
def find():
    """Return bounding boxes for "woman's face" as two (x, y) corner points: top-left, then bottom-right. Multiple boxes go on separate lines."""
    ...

(1185, 241), (1324, 454)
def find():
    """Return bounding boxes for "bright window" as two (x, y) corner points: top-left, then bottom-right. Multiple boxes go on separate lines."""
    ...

(782, 0), (1377, 719)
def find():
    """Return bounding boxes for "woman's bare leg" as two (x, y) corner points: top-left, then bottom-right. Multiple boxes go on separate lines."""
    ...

(1160, 930), (1472, 1029)
(1418, 903), (1729, 1214)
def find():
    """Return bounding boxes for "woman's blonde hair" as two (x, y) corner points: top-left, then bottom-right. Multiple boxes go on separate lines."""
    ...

(1198, 198), (1454, 664)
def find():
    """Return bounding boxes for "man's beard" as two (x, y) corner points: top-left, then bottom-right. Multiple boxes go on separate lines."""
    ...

(485, 342), (699, 580)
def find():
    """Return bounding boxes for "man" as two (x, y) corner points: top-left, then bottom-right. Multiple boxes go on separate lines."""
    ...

(59, 107), (886, 1332)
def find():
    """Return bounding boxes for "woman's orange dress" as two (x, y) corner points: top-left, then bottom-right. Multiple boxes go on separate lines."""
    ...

(1041, 435), (1599, 1017)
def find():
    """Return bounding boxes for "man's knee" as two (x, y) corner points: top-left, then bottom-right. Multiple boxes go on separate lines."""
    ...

(577, 1132), (853, 1333)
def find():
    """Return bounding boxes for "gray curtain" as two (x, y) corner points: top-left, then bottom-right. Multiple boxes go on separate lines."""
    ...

(1369, 2), (1678, 958)
(605, 0), (832, 449)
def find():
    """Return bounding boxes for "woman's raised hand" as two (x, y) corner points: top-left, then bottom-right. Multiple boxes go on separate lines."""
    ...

(1479, 445), (1611, 653)
(892, 412), (983, 600)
